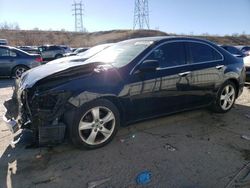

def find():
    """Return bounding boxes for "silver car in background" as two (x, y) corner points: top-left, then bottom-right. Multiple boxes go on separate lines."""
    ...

(38, 45), (67, 60)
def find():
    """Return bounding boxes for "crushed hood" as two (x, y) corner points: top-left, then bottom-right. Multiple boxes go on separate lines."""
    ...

(20, 56), (91, 89)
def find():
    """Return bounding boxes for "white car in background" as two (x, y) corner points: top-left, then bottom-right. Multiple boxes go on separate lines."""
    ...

(243, 56), (250, 82)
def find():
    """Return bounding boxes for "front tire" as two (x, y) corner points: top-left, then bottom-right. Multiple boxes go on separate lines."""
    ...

(212, 81), (237, 113)
(70, 99), (120, 149)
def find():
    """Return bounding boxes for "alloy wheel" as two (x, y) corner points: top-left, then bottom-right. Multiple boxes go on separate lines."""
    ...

(78, 106), (115, 145)
(220, 85), (236, 111)
(15, 67), (27, 78)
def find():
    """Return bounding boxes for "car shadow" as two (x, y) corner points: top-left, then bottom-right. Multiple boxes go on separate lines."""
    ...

(0, 129), (74, 188)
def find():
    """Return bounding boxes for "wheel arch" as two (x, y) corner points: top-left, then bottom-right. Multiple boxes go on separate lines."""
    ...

(99, 96), (126, 125)
(226, 78), (240, 97)
(66, 94), (126, 128)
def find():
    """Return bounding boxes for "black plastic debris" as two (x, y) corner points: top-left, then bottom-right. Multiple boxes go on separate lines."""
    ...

(87, 177), (110, 188)
(241, 135), (250, 141)
(164, 144), (177, 151)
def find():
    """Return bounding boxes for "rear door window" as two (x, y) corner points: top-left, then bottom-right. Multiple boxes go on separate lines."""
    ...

(145, 42), (186, 68)
(187, 42), (223, 64)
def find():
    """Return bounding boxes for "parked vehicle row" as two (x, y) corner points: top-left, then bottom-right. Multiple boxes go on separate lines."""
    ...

(3, 36), (246, 149)
(17, 46), (39, 54)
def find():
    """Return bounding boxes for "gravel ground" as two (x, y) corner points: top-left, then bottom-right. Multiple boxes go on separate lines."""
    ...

(0, 79), (250, 188)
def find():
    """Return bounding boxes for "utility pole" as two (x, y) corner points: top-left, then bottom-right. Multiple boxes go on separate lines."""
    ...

(72, 1), (84, 32)
(133, 0), (150, 30)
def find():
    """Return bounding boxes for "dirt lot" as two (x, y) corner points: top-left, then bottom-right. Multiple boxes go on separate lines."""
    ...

(0, 79), (250, 188)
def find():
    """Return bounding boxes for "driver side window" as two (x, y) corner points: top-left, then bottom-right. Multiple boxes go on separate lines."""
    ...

(145, 42), (186, 68)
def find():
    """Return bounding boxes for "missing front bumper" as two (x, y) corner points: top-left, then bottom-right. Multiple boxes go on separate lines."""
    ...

(2, 115), (19, 134)
(3, 97), (66, 145)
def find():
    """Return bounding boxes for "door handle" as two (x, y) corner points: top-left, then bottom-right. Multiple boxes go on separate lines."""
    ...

(179, 71), (191, 77)
(216, 65), (224, 70)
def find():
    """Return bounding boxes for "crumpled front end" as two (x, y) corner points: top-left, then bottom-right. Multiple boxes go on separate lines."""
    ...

(22, 87), (73, 145)
(3, 81), (73, 145)
(3, 62), (101, 145)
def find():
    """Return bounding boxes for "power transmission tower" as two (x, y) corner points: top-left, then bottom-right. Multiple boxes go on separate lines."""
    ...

(72, 1), (84, 32)
(133, 0), (150, 30)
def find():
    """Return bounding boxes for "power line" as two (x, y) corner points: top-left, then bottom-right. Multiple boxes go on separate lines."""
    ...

(72, 1), (84, 32)
(133, 0), (150, 30)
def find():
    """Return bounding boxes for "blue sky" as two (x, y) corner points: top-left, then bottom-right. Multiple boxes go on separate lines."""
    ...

(0, 0), (250, 35)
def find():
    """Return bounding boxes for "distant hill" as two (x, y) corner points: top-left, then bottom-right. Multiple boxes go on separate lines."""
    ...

(0, 29), (250, 47)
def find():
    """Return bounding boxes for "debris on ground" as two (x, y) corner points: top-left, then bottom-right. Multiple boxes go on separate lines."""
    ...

(36, 154), (43, 159)
(241, 135), (250, 141)
(87, 177), (111, 188)
(136, 171), (152, 185)
(164, 144), (177, 151)
(186, 134), (193, 138)
(119, 134), (136, 143)
(32, 176), (56, 185)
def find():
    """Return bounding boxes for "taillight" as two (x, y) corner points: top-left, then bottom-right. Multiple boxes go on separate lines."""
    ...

(35, 57), (43, 63)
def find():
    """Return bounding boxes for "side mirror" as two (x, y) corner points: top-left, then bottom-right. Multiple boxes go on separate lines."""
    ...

(138, 60), (159, 72)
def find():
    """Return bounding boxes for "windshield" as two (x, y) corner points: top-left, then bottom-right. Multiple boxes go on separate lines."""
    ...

(77, 44), (112, 59)
(74, 48), (84, 53)
(85, 40), (153, 68)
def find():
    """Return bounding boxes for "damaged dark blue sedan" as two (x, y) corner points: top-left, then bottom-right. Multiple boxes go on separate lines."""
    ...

(3, 37), (246, 149)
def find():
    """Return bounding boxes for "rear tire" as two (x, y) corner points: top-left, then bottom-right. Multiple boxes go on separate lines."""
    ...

(69, 99), (120, 149)
(12, 65), (28, 78)
(211, 81), (237, 113)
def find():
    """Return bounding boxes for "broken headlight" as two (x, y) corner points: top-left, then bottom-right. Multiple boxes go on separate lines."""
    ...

(33, 91), (72, 110)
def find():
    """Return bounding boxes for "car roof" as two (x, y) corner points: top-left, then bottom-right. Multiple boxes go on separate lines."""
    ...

(0, 45), (14, 49)
(120, 36), (216, 45)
